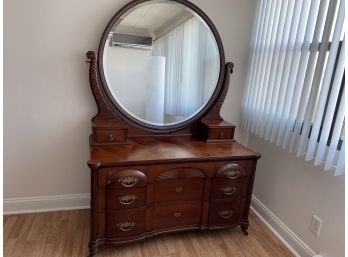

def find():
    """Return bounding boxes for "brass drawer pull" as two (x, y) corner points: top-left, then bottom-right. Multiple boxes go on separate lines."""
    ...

(218, 131), (224, 139)
(119, 194), (137, 205)
(173, 212), (181, 218)
(219, 210), (234, 219)
(220, 186), (236, 196)
(117, 221), (136, 232)
(224, 170), (240, 179)
(175, 186), (183, 192)
(118, 177), (139, 187)
(108, 133), (114, 142)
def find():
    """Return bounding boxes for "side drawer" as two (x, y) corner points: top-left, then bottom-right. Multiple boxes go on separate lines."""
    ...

(106, 208), (145, 238)
(215, 161), (253, 178)
(211, 178), (242, 200)
(106, 187), (146, 210)
(209, 199), (240, 226)
(154, 179), (204, 204)
(153, 202), (202, 229)
(106, 169), (147, 188)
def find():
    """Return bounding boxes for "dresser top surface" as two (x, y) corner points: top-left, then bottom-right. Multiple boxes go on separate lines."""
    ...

(88, 137), (260, 167)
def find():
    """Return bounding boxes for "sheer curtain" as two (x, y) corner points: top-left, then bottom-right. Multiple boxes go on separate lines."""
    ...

(152, 17), (218, 117)
(242, 0), (345, 175)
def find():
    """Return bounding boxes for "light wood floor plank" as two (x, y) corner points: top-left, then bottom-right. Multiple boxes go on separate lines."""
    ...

(4, 210), (294, 257)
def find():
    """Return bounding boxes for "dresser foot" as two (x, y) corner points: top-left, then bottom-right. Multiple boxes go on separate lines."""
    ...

(241, 220), (249, 235)
(88, 241), (97, 257)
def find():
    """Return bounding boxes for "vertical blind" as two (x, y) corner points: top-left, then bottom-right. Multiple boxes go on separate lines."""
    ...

(241, 0), (345, 175)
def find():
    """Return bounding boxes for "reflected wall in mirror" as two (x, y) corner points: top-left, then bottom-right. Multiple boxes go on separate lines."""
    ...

(102, 0), (220, 126)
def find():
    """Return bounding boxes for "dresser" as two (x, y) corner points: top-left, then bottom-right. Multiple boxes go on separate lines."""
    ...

(88, 136), (259, 256)
(86, 0), (260, 256)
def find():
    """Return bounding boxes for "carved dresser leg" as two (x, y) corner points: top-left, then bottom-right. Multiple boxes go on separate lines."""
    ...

(88, 241), (97, 257)
(240, 219), (249, 235)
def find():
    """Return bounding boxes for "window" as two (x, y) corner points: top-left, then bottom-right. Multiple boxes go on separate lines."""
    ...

(241, 0), (345, 175)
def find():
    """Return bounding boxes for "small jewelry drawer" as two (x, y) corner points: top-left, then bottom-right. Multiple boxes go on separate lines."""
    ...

(208, 199), (240, 226)
(106, 187), (146, 210)
(154, 179), (204, 204)
(94, 128), (127, 143)
(153, 202), (202, 229)
(211, 178), (242, 200)
(208, 127), (234, 141)
(198, 120), (235, 142)
(106, 208), (145, 238)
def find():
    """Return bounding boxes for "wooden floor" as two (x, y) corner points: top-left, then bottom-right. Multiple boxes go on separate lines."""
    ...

(4, 209), (294, 257)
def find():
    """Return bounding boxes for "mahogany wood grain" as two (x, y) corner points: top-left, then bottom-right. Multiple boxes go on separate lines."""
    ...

(211, 178), (243, 200)
(153, 202), (202, 229)
(208, 199), (240, 226)
(106, 187), (146, 210)
(106, 208), (145, 238)
(154, 180), (204, 204)
(94, 129), (127, 144)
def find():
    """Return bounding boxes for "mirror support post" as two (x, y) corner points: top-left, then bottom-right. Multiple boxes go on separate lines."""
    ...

(86, 51), (114, 118)
(202, 62), (234, 121)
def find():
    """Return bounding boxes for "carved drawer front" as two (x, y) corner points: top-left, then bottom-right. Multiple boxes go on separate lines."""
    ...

(94, 129), (127, 143)
(153, 202), (202, 229)
(106, 208), (145, 238)
(154, 180), (204, 204)
(106, 187), (146, 210)
(106, 170), (147, 188)
(211, 178), (242, 200)
(215, 162), (251, 178)
(209, 199), (240, 226)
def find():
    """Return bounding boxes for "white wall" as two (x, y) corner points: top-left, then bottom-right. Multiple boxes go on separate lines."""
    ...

(4, 0), (256, 200)
(248, 134), (345, 257)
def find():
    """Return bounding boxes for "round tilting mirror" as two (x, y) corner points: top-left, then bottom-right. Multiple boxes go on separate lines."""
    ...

(98, 0), (225, 131)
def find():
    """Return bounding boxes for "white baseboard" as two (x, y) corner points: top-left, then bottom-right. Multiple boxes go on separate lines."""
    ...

(4, 194), (90, 215)
(251, 195), (317, 257)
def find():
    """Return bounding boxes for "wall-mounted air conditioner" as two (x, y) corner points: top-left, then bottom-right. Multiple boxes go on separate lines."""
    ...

(111, 33), (152, 49)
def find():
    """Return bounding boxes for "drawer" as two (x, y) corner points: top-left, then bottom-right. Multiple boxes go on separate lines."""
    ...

(208, 127), (234, 141)
(106, 169), (147, 188)
(211, 178), (242, 200)
(154, 179), (204, 204)
(106, 208), (145, 238)
(153, 202), (202, 229)
(94, 128), (127, 143)
(209, 199), (240, 226)
(215, 162), (251, 178)
(106, 187), (146, 210)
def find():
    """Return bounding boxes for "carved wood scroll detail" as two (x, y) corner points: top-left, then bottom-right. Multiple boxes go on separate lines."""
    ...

(156, 167), (206, 180)
(202, 62), (234, 121)
(86, 51), (114, 117)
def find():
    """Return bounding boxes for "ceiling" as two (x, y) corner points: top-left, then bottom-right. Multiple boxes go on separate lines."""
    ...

(113, 2), (194, 38)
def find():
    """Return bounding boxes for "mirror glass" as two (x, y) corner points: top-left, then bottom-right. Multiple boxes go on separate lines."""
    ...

(102, 0), (220, 126)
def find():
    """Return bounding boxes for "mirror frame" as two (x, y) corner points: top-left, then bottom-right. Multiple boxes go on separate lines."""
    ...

(97, 0), (225, 133)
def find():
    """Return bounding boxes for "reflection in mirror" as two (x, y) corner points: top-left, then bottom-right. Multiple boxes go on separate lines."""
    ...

(103, 0), (220, 126)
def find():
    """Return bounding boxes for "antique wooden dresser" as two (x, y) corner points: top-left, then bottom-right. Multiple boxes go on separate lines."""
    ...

(86, 0), (260, 256)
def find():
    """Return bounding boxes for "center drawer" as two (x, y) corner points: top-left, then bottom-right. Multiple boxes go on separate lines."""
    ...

(153, 202), (202, 229)
(154, 179), (204, 204)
